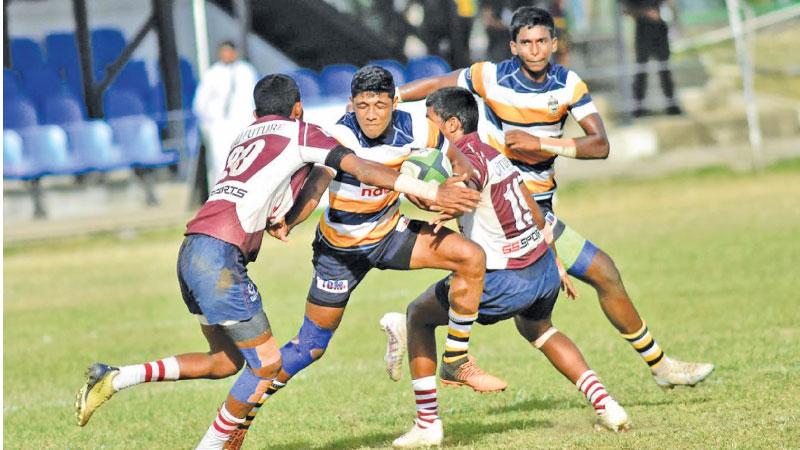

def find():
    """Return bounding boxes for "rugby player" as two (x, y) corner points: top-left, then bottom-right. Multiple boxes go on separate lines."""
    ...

(74, 74), (480, 450)
(222, 66), (506, 450)
(395, 6), (713, 389)
(384, 87), (629, 448)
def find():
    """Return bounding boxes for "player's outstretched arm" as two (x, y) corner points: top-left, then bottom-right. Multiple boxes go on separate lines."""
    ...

(396, 70), (462, 103)
(504, 113), (610, 160)
(335, 150), (479, 215)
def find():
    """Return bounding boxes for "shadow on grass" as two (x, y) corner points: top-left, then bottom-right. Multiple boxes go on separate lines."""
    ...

(251, 417), (551, 449)
(487, 396), (584, 414)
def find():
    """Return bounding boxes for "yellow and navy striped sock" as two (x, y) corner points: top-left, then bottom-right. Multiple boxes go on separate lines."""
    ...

(443, 309), (478, 364)
(241, 380), (285, 430)
(621, 322), (665, 369)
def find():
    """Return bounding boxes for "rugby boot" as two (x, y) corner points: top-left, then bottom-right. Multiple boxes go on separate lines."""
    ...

(223, 428), (247, 450)
(392, 419), (443, 448)
(594, 400), (631, 432)
(76, 362), (119, 426)
(652, 356), (714, 389)
(439, 355), (507, 393)
(380, 312), (407, 381)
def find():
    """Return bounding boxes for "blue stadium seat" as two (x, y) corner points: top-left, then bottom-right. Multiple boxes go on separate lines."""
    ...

(110, 116), (179, 168)
(21, 68), (78, 105)
(103, 88), (147, 119)
(320, 64), (358, 99)
(10, 38), (46, 71)
(42, 93), (86, 125)
(18, 125), (88, 175)
(64, 120), (129, 172)
(368, 59), (407, 85)
(287, 69), (322, 102)
(406, 55), (451, 81)
(4, 129), (39, 180)
(4, 96), (39, 129)
(45, 32), (79, 76)
(179, 57), (198, 105)
(111, 60), (151, 99)
(4, 68), (23, 97)
(91, 27), (126, 70)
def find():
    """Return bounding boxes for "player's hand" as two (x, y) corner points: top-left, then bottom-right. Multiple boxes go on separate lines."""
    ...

(555, 257), (578, 300)
(504, 130), (541, 152)
(431, 173), (480, 215)
(406, 194), (436, 212)
(267, 218), (290, 242)
(429, 212), (458, 233)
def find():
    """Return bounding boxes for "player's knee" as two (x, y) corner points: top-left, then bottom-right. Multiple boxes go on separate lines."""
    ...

(279, 316), (334, 376)
(230, 366), (274, 405)
(208, 351), (244, 379)
(587, 250), (622, 290)
(251, 356), (282, 380)
(453, 241), (485, 276)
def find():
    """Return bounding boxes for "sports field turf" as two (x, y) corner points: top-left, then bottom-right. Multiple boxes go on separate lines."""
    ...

(4, 159), (799, 449)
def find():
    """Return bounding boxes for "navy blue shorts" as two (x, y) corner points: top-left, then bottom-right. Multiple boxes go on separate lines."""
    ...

(435, 249), (561, 325)
(308, 216), (423, 307)
(177, 234), (264, 325)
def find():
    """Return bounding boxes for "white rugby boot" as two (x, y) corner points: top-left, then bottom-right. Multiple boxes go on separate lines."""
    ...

(595, 400), (631, 432)
(392, 419), (444, 448)
(380, 312), (407, 381)
(652, 357), (715, 389)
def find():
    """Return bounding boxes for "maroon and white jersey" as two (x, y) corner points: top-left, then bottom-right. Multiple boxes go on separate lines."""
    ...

(186, 115), (339, 262)
(455, 133), (548, 270)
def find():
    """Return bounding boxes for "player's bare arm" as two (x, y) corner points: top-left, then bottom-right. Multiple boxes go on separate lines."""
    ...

(338, 152), (479, 215)
(267, 166), (335, 242)
(504, 112), (609, 160)
(396, 70), (461, 103)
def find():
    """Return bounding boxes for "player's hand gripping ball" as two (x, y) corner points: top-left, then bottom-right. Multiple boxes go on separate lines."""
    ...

(400, 148), (453, 183)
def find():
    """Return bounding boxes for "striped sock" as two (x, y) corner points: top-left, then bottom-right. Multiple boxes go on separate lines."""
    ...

(196, 404), (245, 449)
(576, 370), (612, 414)
(241, 380), (286, 430)
(412, 376), (439, 428)
(112, 356), (180, 391)
(621, 321), (665, 369)
(443, 309), (478, 364)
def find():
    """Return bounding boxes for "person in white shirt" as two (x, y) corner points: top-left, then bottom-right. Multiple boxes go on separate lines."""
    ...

(193, 41), (258, 190)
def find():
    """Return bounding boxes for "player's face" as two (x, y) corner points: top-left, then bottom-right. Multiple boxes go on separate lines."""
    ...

(352, 91), (397, 139)
(426, 107), (458, 142)
(510, 25), (558, 75)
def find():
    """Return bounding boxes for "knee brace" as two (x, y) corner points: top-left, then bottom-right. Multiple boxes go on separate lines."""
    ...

(533, 327), (559, 349)
(279, 316), (334, 376)
(230, 366), (274, 405)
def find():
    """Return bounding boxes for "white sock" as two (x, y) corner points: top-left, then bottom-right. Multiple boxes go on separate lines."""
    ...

(195, 404), (244, 450)
(411, 376), (438, 428)
(112, 356), (180, 391)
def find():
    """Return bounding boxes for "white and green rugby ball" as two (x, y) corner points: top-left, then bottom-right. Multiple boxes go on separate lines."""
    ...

(401, 147), (452, 183)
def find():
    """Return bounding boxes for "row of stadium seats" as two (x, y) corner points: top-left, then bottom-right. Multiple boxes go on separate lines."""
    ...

(7, 32), (198, 127)
(288, 56), (451, 103)
(4, 116), (178, 181)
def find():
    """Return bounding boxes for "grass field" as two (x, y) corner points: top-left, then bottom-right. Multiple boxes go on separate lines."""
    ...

(4, 160), (800, 449)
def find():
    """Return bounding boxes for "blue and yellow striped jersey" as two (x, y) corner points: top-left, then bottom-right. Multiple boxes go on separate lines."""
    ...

(319, 110), (442, 249)
(459, 58), (598, 200)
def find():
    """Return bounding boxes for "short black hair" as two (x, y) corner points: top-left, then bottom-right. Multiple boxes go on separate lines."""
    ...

(425, 87), (478, 134)
(351, 65), (395, 98)
(510, 6), (556, 41)
(219, 40), (236, 50)
(253, 74), (300, 118)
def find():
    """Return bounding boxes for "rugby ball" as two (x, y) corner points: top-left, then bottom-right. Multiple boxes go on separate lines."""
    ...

(400, 148), (452, 183)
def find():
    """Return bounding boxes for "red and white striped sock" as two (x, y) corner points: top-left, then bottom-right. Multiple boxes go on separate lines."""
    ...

(196, 404), (245, 449)
(111, 356), (180, 391)
(412, 376), (439, 429)
(576, 370), (612, 414)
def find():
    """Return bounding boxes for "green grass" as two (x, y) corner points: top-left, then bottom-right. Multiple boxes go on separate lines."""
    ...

(5, 161), (800, 449)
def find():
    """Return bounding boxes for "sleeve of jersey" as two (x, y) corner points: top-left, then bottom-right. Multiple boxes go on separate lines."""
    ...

(462, 151), (489, 190)
(457, 62), (489, 98)
(567, 74), (598, 121)
(411, 115), (445, 150)
(298, 122), (341, 165)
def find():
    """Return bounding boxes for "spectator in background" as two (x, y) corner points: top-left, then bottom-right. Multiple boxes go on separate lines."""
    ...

(192, 41), (258, 191)
(481, 0), (510, 62)
(622, 0), (682, 117)
(451, 0), (478, 67)
(421, 0), (476, 68)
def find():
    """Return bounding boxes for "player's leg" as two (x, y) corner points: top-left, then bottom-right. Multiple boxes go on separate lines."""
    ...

(406, 221), (505, 391)
(551, 216), (714, 388)
(632, 20), (650, 117)
(391, 284), (450, 448)
(195, 312), (282, 449)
